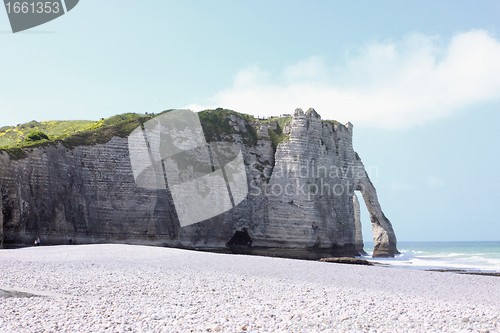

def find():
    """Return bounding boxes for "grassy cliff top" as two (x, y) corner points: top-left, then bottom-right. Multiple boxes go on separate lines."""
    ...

(0, 108), (341, 160)
(0, 113), (153, 159)
(0, 120), (95, 147)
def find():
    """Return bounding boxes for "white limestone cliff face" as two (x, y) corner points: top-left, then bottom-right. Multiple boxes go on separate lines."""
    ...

(251, 108), (397, 257)
(353, 193), (365, 255)
(0, 109), (398, 257)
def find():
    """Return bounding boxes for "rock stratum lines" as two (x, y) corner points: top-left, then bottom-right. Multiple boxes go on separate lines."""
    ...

(0, 108), (398, 257)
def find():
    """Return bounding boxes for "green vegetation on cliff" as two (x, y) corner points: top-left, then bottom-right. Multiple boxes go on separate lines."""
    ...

(60, 113), (152, 149)
(25, 131), (49, 142)
(0, 120), (94, 147)
(0, 114), (153, 159)
(198, 108), (258, 145)
(268, 116), (292, 152)
(0, 109), (336, 160)
(268, 127), (289, 153)
(323, 119), (343, 126)
(197, 108), (292, 150)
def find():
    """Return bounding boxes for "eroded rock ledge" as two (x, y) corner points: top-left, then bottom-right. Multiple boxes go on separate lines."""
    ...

(0, 108), (398, 257)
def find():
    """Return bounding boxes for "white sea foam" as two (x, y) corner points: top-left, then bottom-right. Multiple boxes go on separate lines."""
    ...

(365, 251), (500, 273)
(363, 242), (500, 273)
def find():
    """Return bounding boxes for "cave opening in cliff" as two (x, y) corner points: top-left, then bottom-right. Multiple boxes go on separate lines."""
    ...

(226, 229), (253, 248)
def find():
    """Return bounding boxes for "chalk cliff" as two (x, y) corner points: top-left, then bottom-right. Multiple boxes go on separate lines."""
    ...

(0, 109), (398, 257)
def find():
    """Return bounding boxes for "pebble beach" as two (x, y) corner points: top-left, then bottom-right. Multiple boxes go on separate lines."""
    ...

(1, 244), (499, 332)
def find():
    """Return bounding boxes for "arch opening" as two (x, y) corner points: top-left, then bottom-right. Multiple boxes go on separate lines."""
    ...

(353, 190), (373, 256)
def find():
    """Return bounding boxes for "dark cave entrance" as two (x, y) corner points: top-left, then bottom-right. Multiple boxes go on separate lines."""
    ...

(226, 229), (253, 248)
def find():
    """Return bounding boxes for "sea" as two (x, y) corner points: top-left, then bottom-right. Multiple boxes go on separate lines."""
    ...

(362, 241), (500, 274)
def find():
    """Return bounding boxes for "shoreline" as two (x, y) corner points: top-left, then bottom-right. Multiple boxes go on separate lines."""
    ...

(4, 242), (499, 277)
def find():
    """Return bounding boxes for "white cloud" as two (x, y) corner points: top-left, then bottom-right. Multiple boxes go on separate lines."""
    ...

(186, 30), (500, 128)
(426, 177), (445, 188)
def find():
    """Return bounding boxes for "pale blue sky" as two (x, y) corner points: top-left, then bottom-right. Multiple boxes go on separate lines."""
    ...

(1, 1), (500, 241)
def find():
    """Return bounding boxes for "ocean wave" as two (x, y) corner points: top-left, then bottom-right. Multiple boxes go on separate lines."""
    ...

(363, 248), (500, 273)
